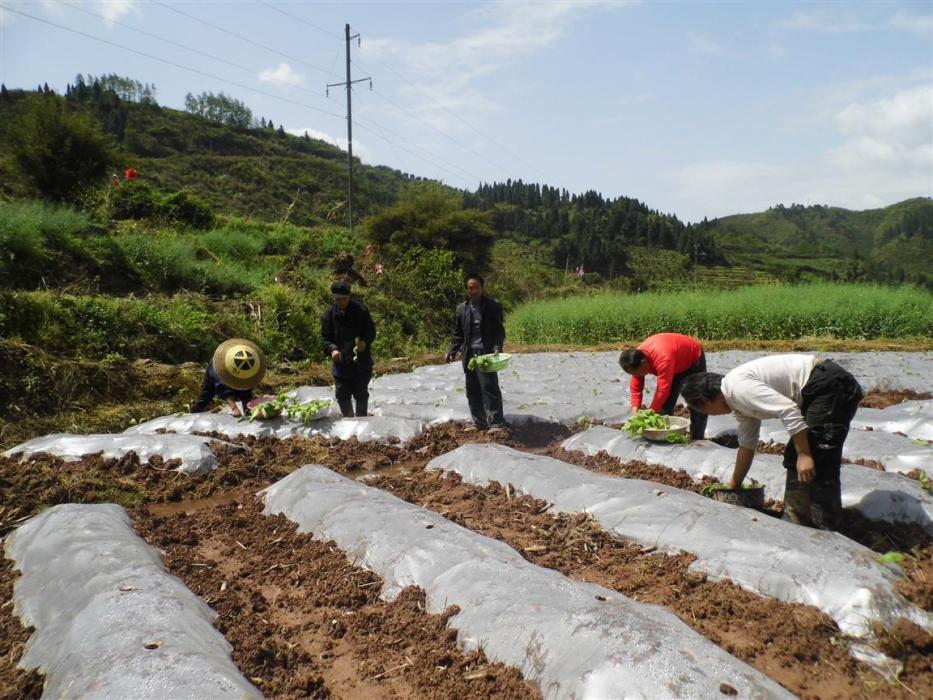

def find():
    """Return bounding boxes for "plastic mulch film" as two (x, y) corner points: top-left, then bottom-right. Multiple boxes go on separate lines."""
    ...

(125, 412), (423, 444)
(851, 401), (933, 441)
(124, 413), (274, 439)
(705, 411), (933, 475)
(428, 444), (932, 638)
(261, 465), (793, 700)
(2, 432), (233, 475)
(4, 504), (261, 699)
(563, 426), (933, 533)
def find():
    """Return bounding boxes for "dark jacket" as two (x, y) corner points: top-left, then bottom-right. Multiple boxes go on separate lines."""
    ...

(321, 299), (376, 378)
(192, 364), (252, 413)
(448, 295), (506, 369)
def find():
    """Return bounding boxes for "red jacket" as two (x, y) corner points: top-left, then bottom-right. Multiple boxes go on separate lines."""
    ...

(630, 333), (703, 411)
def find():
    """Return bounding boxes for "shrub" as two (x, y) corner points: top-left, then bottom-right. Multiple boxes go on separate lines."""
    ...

(6, 94), (114, 202)
(160, 189), (215, 229)
(111, 180), (161, 220)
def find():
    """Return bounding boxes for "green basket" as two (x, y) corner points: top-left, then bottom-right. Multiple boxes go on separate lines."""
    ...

(470, 352), (512, 373)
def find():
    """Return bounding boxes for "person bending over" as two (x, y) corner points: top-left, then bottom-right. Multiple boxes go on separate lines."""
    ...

(680, 354), (862, 530)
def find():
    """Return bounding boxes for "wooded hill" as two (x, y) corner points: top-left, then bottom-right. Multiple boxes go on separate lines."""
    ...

(1, 79), (930, 288)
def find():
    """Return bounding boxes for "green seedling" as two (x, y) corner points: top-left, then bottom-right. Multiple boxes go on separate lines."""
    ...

(622, 408), (670, 437)
(665, 433), (689, 444)
(701, 481), (758, 497)
(878, 551), (905, 564)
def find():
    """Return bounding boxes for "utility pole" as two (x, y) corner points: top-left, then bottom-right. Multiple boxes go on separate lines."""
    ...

(327, 24), (371, 233)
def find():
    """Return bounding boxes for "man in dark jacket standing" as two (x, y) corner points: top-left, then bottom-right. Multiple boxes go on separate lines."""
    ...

(445, 273), (506, 430)
(321, 281), (376, 417)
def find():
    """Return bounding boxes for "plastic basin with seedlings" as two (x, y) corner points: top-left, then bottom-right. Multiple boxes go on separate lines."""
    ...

(702, 481), (766, 510)
(468, 352), (511, 373)
(641, 415), (689, 442)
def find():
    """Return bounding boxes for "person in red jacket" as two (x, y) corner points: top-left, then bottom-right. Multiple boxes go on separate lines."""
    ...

(618, 332), (708, 440)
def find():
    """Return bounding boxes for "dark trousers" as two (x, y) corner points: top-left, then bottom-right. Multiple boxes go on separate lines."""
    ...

(334, 369), (372, 417)
(663, 352), (708, 440)
(782, 360), (863, 530)
(464, 348), (505, 428)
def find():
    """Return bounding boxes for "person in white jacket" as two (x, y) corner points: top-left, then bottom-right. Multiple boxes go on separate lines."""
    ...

(680, 354), (863, 530)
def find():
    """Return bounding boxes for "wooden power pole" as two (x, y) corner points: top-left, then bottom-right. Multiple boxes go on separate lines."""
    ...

(327, 24), (371, 233)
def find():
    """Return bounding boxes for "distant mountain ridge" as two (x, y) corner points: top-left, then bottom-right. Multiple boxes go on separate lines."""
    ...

(1, 81), (929, 287)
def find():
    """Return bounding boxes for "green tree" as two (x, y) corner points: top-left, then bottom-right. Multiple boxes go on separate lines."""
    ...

(7, 94), (113, 202)
(364, 182), (495, 271)
(184, 91), (252, 128)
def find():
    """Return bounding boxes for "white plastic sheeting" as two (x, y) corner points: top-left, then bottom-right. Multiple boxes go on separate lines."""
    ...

(4, 504), (260, 699)
(124, 413), (272, 439)
(262, 466), (792, 700)
(705, 411), (933, 475)
(2, 433), (234, 475)
(563, 427), (933, 533)
(851, 401), (933, 441)
(427, 444), (931, 638)
(125, 412), (423, 445)
(284, 351), (931, 430)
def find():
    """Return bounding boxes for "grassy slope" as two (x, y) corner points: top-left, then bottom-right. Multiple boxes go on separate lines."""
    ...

(709, 198), (933, 281)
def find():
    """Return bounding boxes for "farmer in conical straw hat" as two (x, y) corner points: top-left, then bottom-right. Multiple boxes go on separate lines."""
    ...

(191, 338), (267, 417)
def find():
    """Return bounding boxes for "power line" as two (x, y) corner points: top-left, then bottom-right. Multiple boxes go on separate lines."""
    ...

(363, 81), (515, 181)
(150, 0), (333, 77)
(356, 46), (554, 182)
(52, 0), (341, 112)
(4, 4), (487, 186)
(250, 2), (517, 183)
(0, 5), (344, 121)
(256, 0), (342, 40)
(53, 0), (256, 75)
(354, 119), (481, 184)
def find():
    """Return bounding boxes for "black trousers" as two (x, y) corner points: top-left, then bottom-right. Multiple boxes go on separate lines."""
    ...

(334, 369), (372, 417)
(782, 360), (863, 530)
(464, 348), (505, 428)
(662, 352), (708, 440)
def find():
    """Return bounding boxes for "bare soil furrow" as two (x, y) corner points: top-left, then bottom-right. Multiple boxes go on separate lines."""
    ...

(364, 462), (933, 700)
(132, 497), (539, 700)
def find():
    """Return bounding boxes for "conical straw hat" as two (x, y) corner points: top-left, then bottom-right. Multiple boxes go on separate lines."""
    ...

(212, 338), (267, 390)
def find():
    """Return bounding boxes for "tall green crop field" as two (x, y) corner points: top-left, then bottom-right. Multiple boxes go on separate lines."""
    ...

(508, 284), (933, 344)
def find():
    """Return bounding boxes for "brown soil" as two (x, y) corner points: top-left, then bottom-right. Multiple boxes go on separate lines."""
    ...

(133, 497), (538, 699)
(0, 557), (42, 700)
(2, 421), (931, 698)
(861, 390), (933, 409)
(363, 465), (932, 699)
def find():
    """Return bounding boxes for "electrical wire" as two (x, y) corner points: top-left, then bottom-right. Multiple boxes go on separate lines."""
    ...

(0, 5), (345, 121)
(5, 3), (488, 185)
(356, 46), (553, 181)
(256, 0), (342, 41)
(150, 0), (332, 77)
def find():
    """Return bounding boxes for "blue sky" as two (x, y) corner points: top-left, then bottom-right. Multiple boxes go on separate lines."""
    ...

(1, 1), (931, 222)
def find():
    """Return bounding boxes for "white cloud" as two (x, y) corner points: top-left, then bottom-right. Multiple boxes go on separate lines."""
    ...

(361, 1), (628, 132)
(286, 127), (372, 162)
(688, 32), (726, 56)
(668, 83), (933, 221)
(778, 9), (870, 33)
(96, 0), (137, 26)
(0, 0), (138, 27)
(889, 9), (933, 37)
(258, 63), (307, 88)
